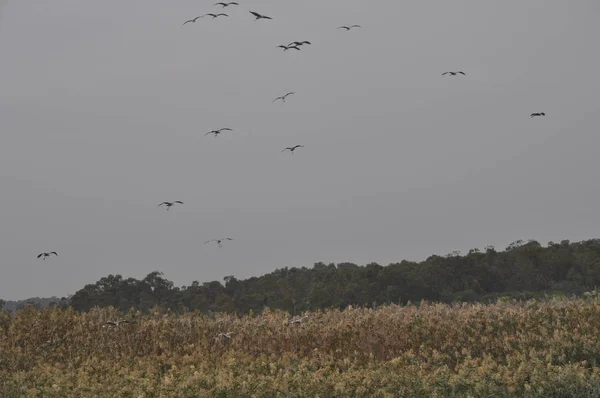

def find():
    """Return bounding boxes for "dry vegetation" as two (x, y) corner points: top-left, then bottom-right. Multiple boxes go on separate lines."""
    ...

(2, 294), (600, 397)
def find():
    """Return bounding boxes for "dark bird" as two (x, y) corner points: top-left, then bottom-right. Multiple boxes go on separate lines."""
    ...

(442, 71), (466, 76)
(157, 201), (184, 210)
(103, 320), (131, 327)
(203, 13), (229, 19)
(250, 11), (273, 20)
(214, 2), (238, 7)
(205, 127), (233, 137)
(530, 112), (546, 118)
(337, 25), (361, 30)
(37, 252), (58, 260)
(287, 41), (311, 47)
(277, 44), (301, 52)
(273, 92), (295, 103)
(282, 145), (304, 153)
(182, 16), (204, 26)
(205, 238), (233, 248)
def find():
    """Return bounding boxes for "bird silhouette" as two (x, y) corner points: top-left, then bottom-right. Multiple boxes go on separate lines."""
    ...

(287, 41), (311, 47)
(37, 252), (58, 260)
(282, 145), (304, 153)
(205, 238), (233, 248)
(337, 25), (361, 31)
(250, 11), (273, 20)
(273, 92), (295, 103)
(182, 16), (204, 26)
(530, 112), (546, 118)
(202, 13), (229, 19)
(214, 2), (238, 7)
(442, 71), (466, 76)
(205, 128), (233, 137)
(277, 44), (301, 52)
(157, 201), (184, 210)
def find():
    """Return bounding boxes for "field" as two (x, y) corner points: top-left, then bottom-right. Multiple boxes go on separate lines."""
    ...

(2, 295), (600, 397)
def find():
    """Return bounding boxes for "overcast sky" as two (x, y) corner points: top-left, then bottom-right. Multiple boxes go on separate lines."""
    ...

(0, 0), (599, 300)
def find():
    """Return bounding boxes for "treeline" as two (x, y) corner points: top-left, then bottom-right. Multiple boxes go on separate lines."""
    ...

(0, 297), (70, 313)
(63, 239), (600, 314)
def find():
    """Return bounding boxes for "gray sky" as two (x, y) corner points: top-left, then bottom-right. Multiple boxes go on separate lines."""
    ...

(1, 0), (599, 300)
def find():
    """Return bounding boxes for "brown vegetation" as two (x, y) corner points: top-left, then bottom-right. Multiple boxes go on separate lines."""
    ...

(2, 294), (600, 397)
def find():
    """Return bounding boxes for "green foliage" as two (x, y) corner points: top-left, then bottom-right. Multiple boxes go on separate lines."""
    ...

(66, 238), (600, 314)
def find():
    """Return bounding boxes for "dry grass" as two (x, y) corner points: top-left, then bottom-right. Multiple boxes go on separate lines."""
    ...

(2, 295), (600, 397)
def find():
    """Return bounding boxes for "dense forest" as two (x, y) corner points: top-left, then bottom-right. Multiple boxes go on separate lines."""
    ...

(5, 239), (600, 315)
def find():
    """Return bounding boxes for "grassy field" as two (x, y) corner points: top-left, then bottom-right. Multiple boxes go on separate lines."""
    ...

(2, 295), (600, 397)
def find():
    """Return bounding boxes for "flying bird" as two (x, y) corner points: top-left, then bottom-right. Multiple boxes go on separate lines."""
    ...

(442, 71), (466, 76)
(287, 41), (311, 47)
(530, 112), (546, 118)
(289, 315), (309, 325)
(282, 145), (304, 153)
(277, 44), (301, 52)
(205, 127), (233, 137)
(216, 332), (234, 338)
(158, 201), (184, 210)
(337, 25), (361, 31)
(37, 252), (58, 260)
(203, 13), (229, 19)
(182, 16), (204, 26)
(272, 92), (295, 103)
(250, 11), (273, 20)
(205, 238), (233, 248)
(214, 1), (238, 7)
(103, 320), (131, 327)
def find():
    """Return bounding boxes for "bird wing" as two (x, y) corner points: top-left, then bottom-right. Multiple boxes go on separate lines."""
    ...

(215, 2), (226, 5)
(219, 128), (232, 131)
(442, 72), (449, 75)
(272, 97), (282, 102)
(249, 11), (261, 17)
(37, 253), (43, 258)
(182, 20), (193, 26)
(51, 252), (58, 256)
(281, 148), (290, 152)
(218, 13), (229, 17)
(284, 92), (295, 97)
(158, 202), (168, 206)
(294, 145), (304, 149)
(458, 71), (466, 75)
(174, 201), (183, 204)
(351, 25), (361, 28)
(337, 26), (349, 30)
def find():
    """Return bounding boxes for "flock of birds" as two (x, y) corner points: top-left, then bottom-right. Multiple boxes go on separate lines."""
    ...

(34, 2), (548, 333)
